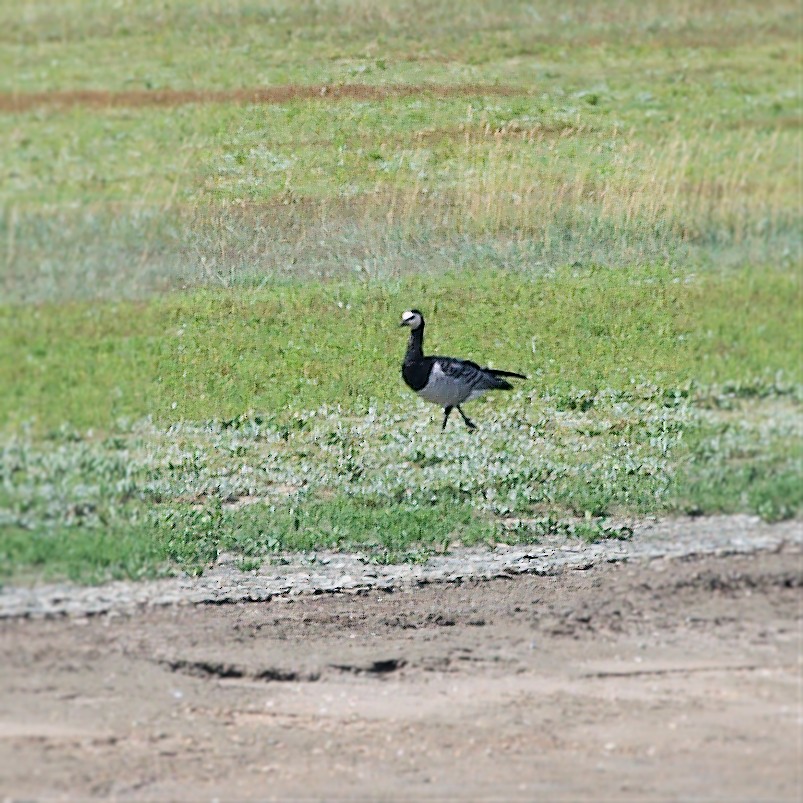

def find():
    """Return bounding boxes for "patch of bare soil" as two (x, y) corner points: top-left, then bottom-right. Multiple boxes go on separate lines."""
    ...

(0, 548), (800, 801)
(0, 83), (522, 113)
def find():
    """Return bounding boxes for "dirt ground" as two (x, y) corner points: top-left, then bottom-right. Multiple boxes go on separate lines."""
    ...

(1, 547), (800, 801)
(0, 83), (518, 113)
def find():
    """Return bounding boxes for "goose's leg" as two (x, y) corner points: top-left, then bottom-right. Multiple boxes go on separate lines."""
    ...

(442, 406), (453, 431)
(456, 406), (477, 430)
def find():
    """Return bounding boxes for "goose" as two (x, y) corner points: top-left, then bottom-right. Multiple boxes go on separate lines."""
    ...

(399, 309), (526, 430)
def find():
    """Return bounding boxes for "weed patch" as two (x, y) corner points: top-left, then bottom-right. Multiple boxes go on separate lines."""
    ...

(1, 389), (799, 583)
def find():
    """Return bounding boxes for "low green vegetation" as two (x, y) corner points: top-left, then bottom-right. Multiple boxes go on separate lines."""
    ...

(2, 267), (799, 432)
(3, 1), (796, 94)
(2, 382), (800, 583)
(0, 0), (800, 583)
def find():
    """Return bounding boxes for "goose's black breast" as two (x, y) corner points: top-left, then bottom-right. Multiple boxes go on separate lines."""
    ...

(402, 358), (434, 392)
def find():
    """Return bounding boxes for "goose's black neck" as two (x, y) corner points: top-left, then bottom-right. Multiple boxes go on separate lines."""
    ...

(404, 325), (425, 363)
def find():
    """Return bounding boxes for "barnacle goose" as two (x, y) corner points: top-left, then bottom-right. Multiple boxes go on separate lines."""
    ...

(400, 309), (526, 430)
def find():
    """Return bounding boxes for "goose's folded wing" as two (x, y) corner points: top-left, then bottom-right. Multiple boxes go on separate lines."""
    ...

(437, 358), (509, 390)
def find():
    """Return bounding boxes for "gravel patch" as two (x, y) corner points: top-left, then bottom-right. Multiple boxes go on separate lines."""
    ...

(2, 515), (800, 619)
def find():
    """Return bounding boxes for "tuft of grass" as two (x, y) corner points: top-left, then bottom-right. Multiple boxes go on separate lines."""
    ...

(499, 513), (634, 544)
(0, 521), (171, 585)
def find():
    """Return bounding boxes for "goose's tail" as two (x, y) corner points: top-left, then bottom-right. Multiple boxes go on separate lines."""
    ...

(487, 369), (527, 380)
(482, 368), (527, 391)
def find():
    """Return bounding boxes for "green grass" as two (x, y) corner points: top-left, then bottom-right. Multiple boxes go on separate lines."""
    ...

(3, 1), (797, 93)
(1, 267), (799, 432)
(0, 0), (800, 583)
(2, 2), (799, 302)
(5, 90), (795, 208)
(0, 500), (498, 584)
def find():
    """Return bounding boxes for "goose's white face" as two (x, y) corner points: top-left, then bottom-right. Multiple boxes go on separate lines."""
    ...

(400, 310), (423, 329)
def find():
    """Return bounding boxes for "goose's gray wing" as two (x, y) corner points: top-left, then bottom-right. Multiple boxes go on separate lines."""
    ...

(413, 357), (506, 405)
(438, 358), (511, 390)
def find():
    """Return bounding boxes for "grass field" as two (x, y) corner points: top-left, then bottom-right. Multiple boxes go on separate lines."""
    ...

(1, 0), (800, 583)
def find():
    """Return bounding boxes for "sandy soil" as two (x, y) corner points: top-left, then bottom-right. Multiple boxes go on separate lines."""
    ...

(1, 547), (800, 801)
